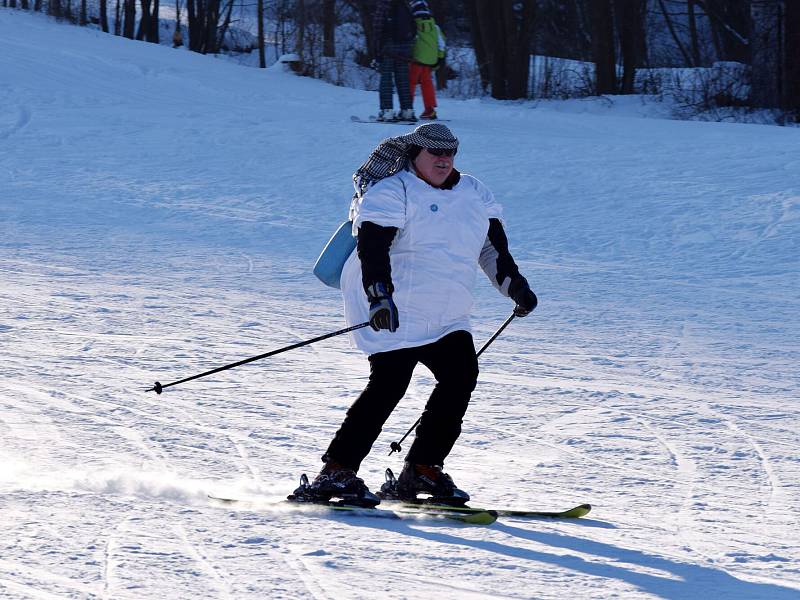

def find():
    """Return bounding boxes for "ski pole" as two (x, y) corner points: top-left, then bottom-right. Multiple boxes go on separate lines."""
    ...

(388, 312), (517, 455)
(146, 322), (370, 395)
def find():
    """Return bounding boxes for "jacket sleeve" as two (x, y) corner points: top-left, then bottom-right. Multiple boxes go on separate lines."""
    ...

(479, 218), (522, 297)
(357, 221), (398, 295)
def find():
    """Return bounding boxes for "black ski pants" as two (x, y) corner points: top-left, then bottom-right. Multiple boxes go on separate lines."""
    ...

(323, 330), (479, 471)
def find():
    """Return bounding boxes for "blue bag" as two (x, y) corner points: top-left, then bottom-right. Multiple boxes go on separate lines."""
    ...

(313, 220), (357, 289)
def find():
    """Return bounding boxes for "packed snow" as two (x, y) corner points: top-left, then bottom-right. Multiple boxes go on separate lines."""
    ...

(2, 9), (800, 599)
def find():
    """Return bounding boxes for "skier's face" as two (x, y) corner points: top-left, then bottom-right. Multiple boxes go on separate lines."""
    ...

(414, 148), (455, 188)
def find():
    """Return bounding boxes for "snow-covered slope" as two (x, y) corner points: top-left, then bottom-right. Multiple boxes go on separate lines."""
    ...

(2, 9), (800, 599)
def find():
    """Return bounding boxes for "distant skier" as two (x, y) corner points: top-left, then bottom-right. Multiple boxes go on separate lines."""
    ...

(373, 0), (417, 122)
(408, 0), (446, 120)
(297, 123), (538, 506)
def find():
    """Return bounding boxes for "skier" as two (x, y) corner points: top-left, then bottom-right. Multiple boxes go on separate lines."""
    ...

(408, 0), (446, 120)
(298, 123), (537, 506)
(373, 0), (417, 122)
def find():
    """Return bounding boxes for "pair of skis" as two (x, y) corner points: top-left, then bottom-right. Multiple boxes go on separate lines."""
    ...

(209, 489), (591, 527)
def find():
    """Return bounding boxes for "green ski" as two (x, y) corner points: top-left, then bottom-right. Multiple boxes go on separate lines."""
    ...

(208, 494), (497, 525)
(387, 501), (592, 519)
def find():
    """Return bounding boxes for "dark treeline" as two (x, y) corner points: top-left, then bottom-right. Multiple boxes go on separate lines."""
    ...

(5, 0), (799, 121)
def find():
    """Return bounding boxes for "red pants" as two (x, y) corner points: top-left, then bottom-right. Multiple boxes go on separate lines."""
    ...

(409, 63), (437, 112)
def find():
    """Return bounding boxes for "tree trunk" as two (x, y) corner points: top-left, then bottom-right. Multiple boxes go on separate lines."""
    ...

(205, 0), (220, 53)
(463, 0), (490, 91)
(295, 0), (306, 58)
(150, 0), (160, 42)
(138, 0), (152, 40)
(173, 0), (184, 47)
(100, 0), (109, 32)
(123, 0), (136, 38)
(467, 0), (535, 99)
(323, 0), (335, 58)
(750, 0), (782, 108)
(187, 0), (222, 54)
(347, 0), (374, 64)
(114, 0), (121, 35)
(474, 0), (506, 98)
(502, 0), (536, 99)
(590, 0), (616, 94)
(138, 0), (161, 43)
(783, 0), (800, 118)
(257, 0), (266, 67)
(688, 0), (701, 66)
(617, 0), (646, 93)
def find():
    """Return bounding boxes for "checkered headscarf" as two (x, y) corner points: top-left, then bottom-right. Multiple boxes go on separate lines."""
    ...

(351, 123), (459, 202)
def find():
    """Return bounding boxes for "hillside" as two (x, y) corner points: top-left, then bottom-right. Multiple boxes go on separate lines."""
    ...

(2, 9), (800, 599)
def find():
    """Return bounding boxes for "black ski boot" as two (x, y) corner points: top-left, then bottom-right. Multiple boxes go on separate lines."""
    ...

(288, 462), (380, 508)
(379, 463), (470, 505)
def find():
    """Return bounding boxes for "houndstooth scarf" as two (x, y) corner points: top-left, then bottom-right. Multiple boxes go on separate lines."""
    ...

(351, 123), (459, 204)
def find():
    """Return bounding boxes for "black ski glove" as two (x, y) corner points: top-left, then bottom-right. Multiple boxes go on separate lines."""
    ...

(366, 282), (399, 332)
(508, 275), (538, 317)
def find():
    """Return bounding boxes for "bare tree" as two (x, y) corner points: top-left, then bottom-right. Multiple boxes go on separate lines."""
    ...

(428, 0), (448, 90)
(590, 0), (616, 94)
(258, 0), (266, 66)
(782, 1), (800, 119)
(342, 0), (375, 65)
(138, 0), (162, 43)
(187, 0), (227, 53)
(617, 0), (647, 93)
(323, 0), (336, 57)
(750, 0), (781, 108)
(123, 0), (136, 38)
(466, 0), (536, 99)
(295, 0), (307, 58)
(463, 0), (490, 90)
(48, 0), (63, 18)
(701, 0), (749, 63)
(174, 0), (184, 47)
(99, 0), (109, 32)
(657, 0), (693, 65)
(114, 0), (122, 35)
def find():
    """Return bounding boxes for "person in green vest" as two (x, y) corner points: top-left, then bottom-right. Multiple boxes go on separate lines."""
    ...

(409, 1), (446, 120)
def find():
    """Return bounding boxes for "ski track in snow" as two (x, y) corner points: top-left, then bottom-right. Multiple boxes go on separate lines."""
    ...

(2, 8), (800, 599)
